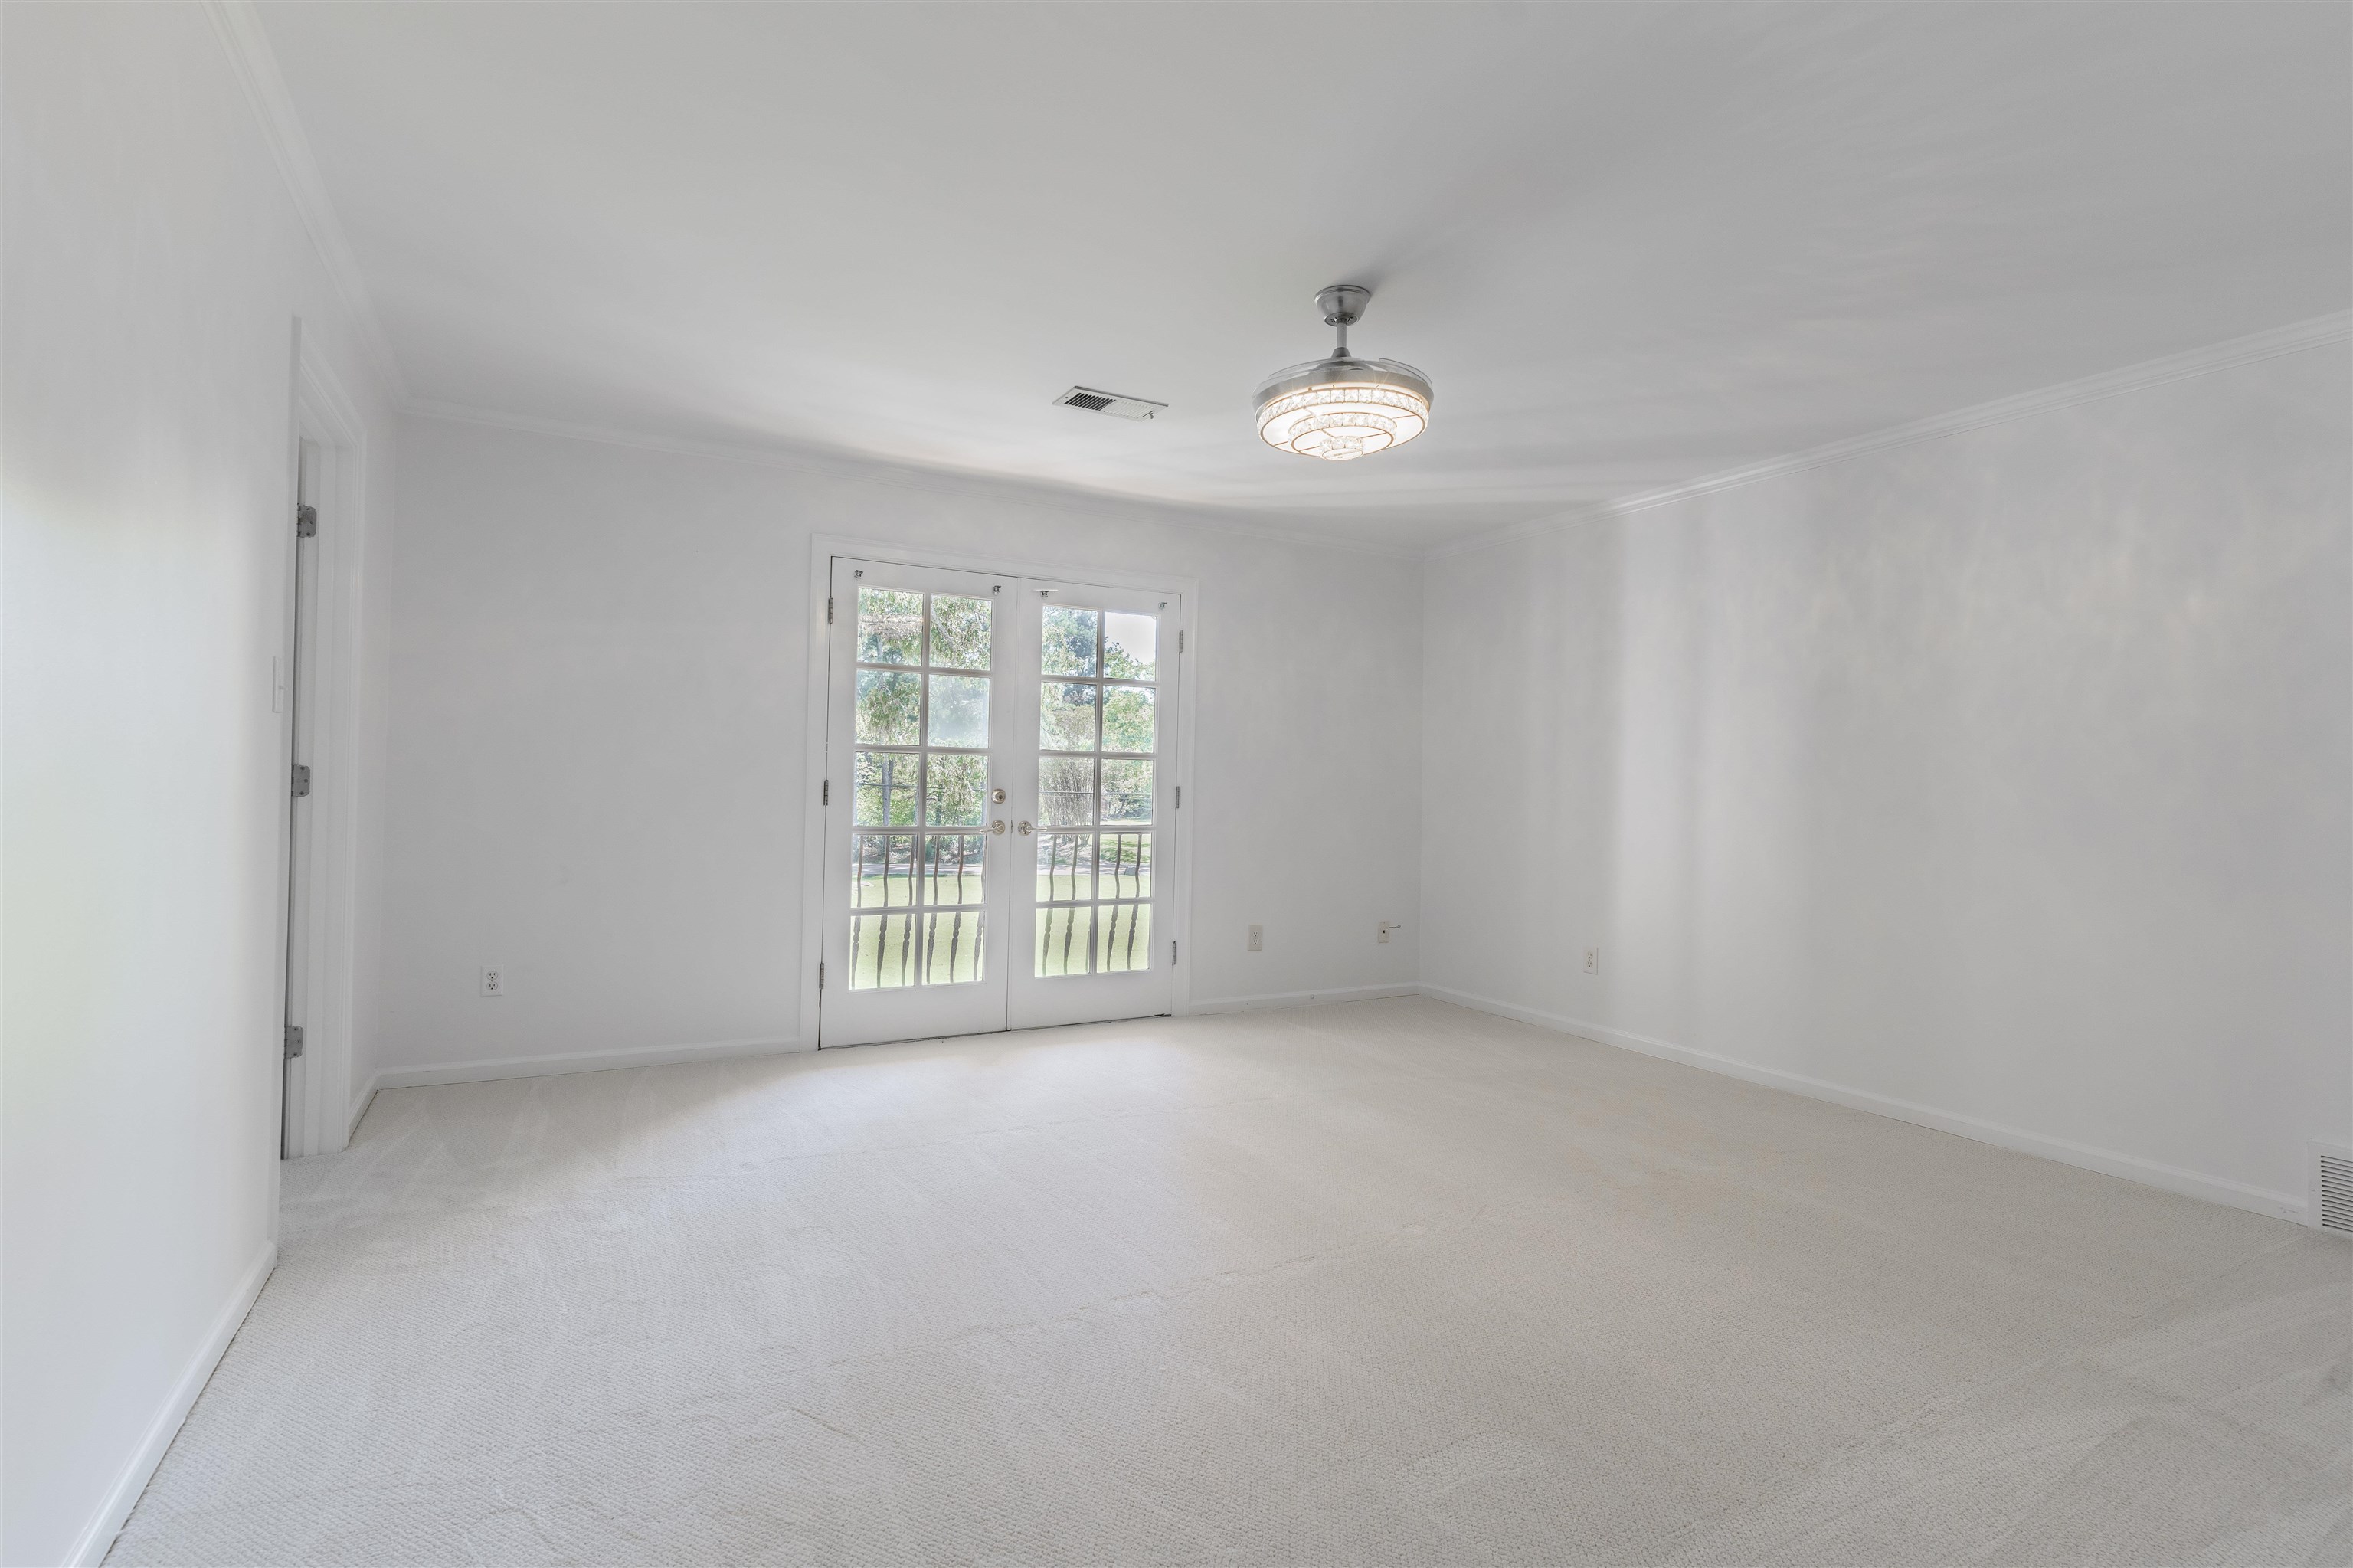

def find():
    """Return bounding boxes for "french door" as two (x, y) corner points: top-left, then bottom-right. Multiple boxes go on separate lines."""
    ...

(819, 556), (1179, 1047)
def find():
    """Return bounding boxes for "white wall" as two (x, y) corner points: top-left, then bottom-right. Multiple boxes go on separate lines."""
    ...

(0, 5), (399, 1563)
(378, 415), (1421, 1078)
(1422, 341), (2352, 1216)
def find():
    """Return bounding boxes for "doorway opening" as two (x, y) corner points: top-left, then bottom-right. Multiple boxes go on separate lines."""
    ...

(816, 555), (1187, 1048)
(276, 342), (372, 1159)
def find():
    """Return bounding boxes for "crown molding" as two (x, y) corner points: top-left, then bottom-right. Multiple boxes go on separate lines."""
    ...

(204, 1), (407, 401)
(1431, 311), (2353, 560)
(401, 398), (1425, 561)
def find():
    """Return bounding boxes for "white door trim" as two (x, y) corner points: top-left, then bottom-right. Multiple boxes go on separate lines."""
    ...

(797, 533), (1200, 1047)
(279, 332), (373, 1157)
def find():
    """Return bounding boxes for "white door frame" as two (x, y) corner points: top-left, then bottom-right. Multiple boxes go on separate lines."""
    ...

(276, 331), (374, 1156)
(797, 533), (1199, 1047)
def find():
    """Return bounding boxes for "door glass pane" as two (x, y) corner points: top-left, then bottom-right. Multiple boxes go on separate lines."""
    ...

(1097, 902), (1151, 973)
(845, 582), (1002, 992)
(1102, 612), (1156, 680)
(1036, 905), (1093, 977)
(921, 833), (986, 905)
(1039, 758), (1095, 827)
(1032, 599), (1161, 980)
(1040, 683), (1097, 750)
(1101, 759), (1154, 824)
(851, 912), (918, 989)
(857, 588), (923, 665)
(930, 595), (991, 670)
(856, 670), (921, 745)
(928, 674), (988, 747)
(1101, 686), (1154, 753)
(925, 753), (986, 826)
(851, 833), (916, 907)
(1036, 832), (1094, 902)
(854, 751), (920, 826)
(1098, 831), (1151, 899)
(1042, 606), (1098, 676)
(918, 911), (985, 985)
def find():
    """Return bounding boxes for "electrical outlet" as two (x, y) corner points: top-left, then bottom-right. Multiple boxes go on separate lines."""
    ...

(480, 966), (505, 997)
(1583, 948), (1599, 975)
(1247, 924), (1263, 952)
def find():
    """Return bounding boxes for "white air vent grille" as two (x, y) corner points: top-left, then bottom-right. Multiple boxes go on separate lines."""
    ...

(1054, 386), (1166, 421)
(2316, 1145), (2353, 1236)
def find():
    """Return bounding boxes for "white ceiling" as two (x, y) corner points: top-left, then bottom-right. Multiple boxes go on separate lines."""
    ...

(257, 2), (2351, 553)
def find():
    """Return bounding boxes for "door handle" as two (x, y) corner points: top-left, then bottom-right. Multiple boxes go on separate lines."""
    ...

(990, 820), (1006, 836)
(1018, 820), (1033, 835)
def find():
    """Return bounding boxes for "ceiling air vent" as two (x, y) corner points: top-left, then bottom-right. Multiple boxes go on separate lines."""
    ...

(1055, 386), (1166, 421)
(2315, 1144), (2353, 1236)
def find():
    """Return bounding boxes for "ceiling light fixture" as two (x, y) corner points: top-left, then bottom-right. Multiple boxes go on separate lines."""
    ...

(1255, 284), (1432, 462)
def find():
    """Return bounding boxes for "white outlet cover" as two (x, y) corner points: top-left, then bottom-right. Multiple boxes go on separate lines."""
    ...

(1247, 925), (1263, 952)
(480, 967), (505, 997)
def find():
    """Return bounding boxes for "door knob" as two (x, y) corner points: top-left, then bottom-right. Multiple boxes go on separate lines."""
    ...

(989, 820), (1006, 836)
(990, 788), (1007, 804)
(1018, 820), (1033, 835)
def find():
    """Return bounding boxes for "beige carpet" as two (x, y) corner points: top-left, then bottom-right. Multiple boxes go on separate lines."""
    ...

(110, 998), (2350, 1566)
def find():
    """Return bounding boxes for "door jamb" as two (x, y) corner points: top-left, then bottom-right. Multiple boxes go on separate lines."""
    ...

(797, 533), (1200, 1048)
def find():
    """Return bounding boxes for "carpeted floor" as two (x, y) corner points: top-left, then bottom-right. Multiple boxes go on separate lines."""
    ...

(109, 998), (2350, 1566)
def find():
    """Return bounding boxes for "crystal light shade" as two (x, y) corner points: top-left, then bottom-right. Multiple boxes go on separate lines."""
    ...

(1254, 356), (1432, 461)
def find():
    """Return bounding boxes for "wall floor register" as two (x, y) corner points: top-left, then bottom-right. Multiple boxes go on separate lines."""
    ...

(818, 557), (1182, 1046)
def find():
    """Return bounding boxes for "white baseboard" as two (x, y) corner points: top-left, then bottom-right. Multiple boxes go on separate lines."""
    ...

(68, 1239), (278, 1566)
(357, 990), (2302, 1226)
(1187, 982), (1422, 1016)
(1417, 985), (2308, 1225)
(376, 1033), (810, 1092)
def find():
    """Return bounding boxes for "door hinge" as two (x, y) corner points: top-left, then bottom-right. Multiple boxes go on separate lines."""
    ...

(296, 504), (317, 538)
(1178, 628), (1184, 653)
(1174, 785), (1180, 809)
(1170, 940), (1178, 966)
(283, 1023), (305, 1059)
(290, 762), (312, 798)
(826, 596), (834, 624)
(823, 778), (830, 806)
(818, 961), (826, 990)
